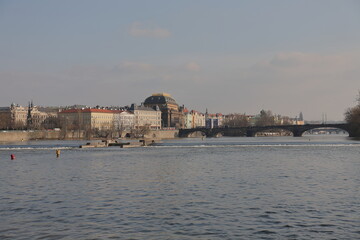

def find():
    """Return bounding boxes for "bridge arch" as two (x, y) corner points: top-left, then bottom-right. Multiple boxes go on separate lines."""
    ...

(252, 127), (293, 137)
(291, 124), (349, 137)
(208, 129), (225, 137)
(246, 126), (295, 137)
(302, 127), (349, 136)
(248, 124), (350, 137)
(178, 128), (209, 138)
(186, 130), (207, 138)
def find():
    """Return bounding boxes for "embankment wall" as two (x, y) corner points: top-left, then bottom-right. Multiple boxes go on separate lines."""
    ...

(145, 130), (178, 139)
(0, 131), (61, 142)
(0, 129), (179, 142)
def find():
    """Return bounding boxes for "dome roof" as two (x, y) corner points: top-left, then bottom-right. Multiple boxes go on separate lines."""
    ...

(144, 93), (178, 106)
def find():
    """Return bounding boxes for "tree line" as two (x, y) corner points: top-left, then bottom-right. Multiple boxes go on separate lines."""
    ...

(345, 91), (360, 137)
(223, 110), (293, 127)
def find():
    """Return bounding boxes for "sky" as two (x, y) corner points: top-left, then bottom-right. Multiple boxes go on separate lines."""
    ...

(1, 0), (360, 121)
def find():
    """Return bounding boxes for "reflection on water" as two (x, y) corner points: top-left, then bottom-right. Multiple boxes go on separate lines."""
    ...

(0, 136), (359, 239)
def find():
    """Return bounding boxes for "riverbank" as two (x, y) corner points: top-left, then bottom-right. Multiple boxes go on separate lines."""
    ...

(0, 130), (60, 142)
(0, 129), (178, 142)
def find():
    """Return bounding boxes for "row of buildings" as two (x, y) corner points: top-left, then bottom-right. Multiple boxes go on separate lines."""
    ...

(0, 102), (58, 130)
(0, 93), (305, 132)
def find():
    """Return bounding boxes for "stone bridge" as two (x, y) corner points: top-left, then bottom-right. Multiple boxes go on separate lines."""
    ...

(178, 123), (352, 138)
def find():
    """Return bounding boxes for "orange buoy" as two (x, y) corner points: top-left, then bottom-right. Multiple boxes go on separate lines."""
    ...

(10, 154), (15, 160)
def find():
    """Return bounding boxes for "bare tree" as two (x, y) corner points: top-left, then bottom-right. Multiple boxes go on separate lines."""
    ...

(116, 122), (127, 138)
(131, 124), (151, 138)
(41, 114), (60, 129)
(0, 117), (10, 130)
(256, 110), (275, 126)
(84, 121), (92, 140)
(93, 123), (116, 139)
(281, 116), (292, 125)
(345, 91), (360, 137)
(223, 114), (249, 127)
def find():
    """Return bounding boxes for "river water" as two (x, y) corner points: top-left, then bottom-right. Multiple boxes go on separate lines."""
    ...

(0, 135), (359, 239)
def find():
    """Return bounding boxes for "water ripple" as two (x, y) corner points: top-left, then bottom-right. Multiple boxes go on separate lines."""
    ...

(0, 137), (359, 239)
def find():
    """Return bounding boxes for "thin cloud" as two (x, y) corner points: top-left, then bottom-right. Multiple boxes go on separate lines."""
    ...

(129, 22), (171, 38)
(184, 62), (201, 72)
(268, 52), (354, 71)
(115, 61), (154, 72)
(248, 51), (360, 81)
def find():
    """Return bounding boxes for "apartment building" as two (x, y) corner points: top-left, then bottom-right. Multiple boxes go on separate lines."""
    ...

(129, 104), (161, 130)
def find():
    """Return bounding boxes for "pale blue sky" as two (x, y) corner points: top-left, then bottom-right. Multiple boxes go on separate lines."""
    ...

(1, 0), (360, 120)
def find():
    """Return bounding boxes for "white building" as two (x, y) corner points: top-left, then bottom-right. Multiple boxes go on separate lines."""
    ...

(184, 109), (205, 129)
(129, 104), (162, 129)
(113, 111), (135, 130)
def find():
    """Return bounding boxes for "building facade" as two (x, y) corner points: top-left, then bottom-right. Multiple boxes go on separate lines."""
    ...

(0, 103), (58, 130)
(184, 109), (205, 129)
(129, 104), (161, 130)
(113, 110), (135, 131)
(205, 110), (224, 128)
(59, 108), (117, 131)
(143, 93), (185, 129)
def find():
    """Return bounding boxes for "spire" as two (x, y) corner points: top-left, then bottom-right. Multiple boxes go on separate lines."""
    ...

(27, 100), (33, 129)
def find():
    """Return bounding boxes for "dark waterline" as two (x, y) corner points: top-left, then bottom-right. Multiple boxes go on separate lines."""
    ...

(0, 136), (359, 239)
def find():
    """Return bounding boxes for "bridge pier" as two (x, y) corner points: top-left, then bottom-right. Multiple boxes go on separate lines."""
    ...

(293, 131), (302, 137)
(246, 129), (256, 137)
